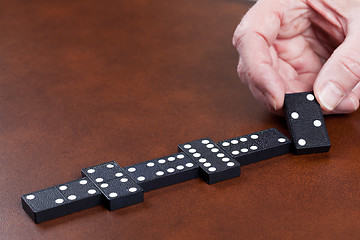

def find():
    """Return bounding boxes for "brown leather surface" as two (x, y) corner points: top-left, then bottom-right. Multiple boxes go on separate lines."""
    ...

(1, 1), (360, 239)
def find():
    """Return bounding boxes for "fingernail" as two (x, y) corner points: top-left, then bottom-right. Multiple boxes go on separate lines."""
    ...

(348, 94), (359, 111)
(265, 94), (277, 111)
(271, 98), (277, 111)
(318, 82), (344, 111)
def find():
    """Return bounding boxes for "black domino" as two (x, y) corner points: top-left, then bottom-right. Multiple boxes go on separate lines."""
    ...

(55, 177), (102, 214)
(284, 92), (331, 154)
(22, 177), (102, 224)
(178, 138), (241, 184)
(124, 152), (200, 192)
(218, 128), (292, 165)
(81, 161), (144, 211)
(22, 187), (70, 223)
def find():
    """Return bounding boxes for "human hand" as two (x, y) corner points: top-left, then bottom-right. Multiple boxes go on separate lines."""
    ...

(233, 0), (360, 114)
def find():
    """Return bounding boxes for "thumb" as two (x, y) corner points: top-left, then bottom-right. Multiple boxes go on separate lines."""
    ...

(314, 33), (360, 112)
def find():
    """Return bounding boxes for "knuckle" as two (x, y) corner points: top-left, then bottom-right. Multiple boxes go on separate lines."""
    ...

(232, 22), (248, 49)
(237, 63), (250, 86)
(338, 55), (360, 87)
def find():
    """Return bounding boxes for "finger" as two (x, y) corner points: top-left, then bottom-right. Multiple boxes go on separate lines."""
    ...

(314, 31), (360, 112)
(330, 92), (359, 114)
(330, 82), (360, 114)
(273, 34), (323, 81)
(302, 27), (332, 60)
(308, 11), (345, 47)
(237, 53), (284, 112)
(352, 82), (360, 98)
(233, 0), (285, 110)
(233, 0), (282, 49)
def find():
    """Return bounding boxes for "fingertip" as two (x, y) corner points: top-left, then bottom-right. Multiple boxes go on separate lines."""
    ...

(330, 93), (359, 114)
(314, 81), (344, 111)
(273, 90), (285, 111)
(248, 81), (285, 113)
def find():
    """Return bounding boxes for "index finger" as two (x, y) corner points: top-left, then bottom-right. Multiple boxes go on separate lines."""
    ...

(233, 0), (285, 110)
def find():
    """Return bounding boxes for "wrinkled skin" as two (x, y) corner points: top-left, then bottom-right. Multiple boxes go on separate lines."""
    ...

(233, 0), (360, 114)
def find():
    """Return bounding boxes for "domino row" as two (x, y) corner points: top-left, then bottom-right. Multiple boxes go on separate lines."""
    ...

(22, 128), (292, 223)
(21, 92), (331, 223)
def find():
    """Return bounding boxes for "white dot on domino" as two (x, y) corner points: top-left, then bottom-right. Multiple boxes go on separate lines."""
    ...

(240, 137), (247, 142)
(167, 168), (175, 173)
(59, 186), (67, 191)
(307, 94), (315, 101)
(128, 167), (136, 172)
(291, 112), (299, 119)
(298, 139), (306, 146)
(313, 120), (322, 127)
(206, 144), (214, 148)
(222, 157), (230, 162)
(101, 183), (109, 188)
(87, 169), (95, 174)
(217, 153), (225, 158)
(222, 142), (230, 147)
(88, 189), (96, 194)
(158, 159), (166, 164)
(251, 134), (258, 139)
(241, 148), (248, 153)
(55, 198), (64, 204)
(95, 178), (103, 183)
(193, 153), (201, 157)
(156, 171), (164, 176)
(278, 138), (286, 143)
(147, 162), (155, 167)
(115, 172), (123, 177)
(129, 187), (137, 193)
(204, 162), (211, 167)
(106, 164), (114, 168)
(137, 176), (145, 181)
(232, 150), (240, 155)
(208, 167), (216, 172)
(227, 162), (235, 167)
(177, 154), (184, 159)
(26, 195), (35, 200)
(199, 158), (206, 163)
(79, 179), (87, 185)
(168, 157), (175, 161)
(211, 148), (219, 153)
(109, 193), (118, 198)
(186, 163), (194, 167)
(68, 195), (76, 200)
(120, 178), (128, 182)
(250, 145), (258, 150)
(176, 165), (184, 170)
(189, 149), (196, 153)
(184, 144), (191, 149)
(201, 139), (210, 144)
(231, 140), (238, 144)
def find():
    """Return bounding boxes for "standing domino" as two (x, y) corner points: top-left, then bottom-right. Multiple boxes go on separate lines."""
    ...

(284, 91), (331, 154)
(81, 161), (144, 211)
(178, 138), (241, 184)
(218, 128), (292, 165)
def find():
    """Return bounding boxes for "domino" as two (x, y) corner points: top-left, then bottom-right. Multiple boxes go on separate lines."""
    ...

(22, 177), (102, 224)
(22, 187), (71, 223)
(124, 152), (200, 192)
(284, 92), (331, 154)
(55, 177), (102, 214)
(81, 161), (144, 211)
(218, 128), (292, 165)
(178, 138), (241, 184)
